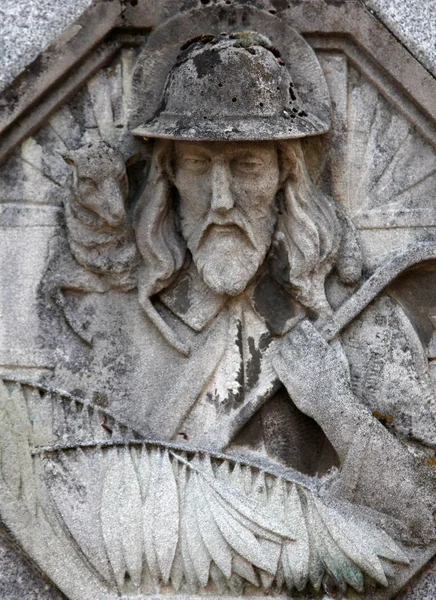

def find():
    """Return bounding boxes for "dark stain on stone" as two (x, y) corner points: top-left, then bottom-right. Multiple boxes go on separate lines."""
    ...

(267, 233), (291, 286)
(168, 273), (191, 315)
(206, 320), (245, 413)
(67, 89), (90, 137)
(206, 391), (216, 405)
(271, 0), (290, 10)
(260, 388), (339, 475)
(232, 319), (245, 404)
(253, 272), (295, 334)
(206, 388), (243, 414)
(324, 0), (345, 5)
(246, 332), (272, 390)
(192, 47), (223, 78)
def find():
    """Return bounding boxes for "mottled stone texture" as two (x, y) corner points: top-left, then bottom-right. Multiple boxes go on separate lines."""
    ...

(1, 0), (436, 93)
(0, 0), (93, 91)
(365, 0), (436, 78)
(397, 556), (436, 600)
(0, 527), (65, 600)
(1, 1), (436, 599)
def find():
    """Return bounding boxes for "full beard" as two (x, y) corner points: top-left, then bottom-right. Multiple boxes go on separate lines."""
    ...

(191, 225), (272, 296)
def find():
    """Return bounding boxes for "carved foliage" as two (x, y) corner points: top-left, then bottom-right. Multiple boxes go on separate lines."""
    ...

(0, 379), (410, 596)
(41, 434), (408, 595)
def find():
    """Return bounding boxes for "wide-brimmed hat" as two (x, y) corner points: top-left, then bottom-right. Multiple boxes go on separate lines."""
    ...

(129, 6), (331, 142)
(131, 32), (329, 141)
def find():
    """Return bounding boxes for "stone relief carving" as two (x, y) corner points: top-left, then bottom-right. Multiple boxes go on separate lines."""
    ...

(1, 3), (436, 600)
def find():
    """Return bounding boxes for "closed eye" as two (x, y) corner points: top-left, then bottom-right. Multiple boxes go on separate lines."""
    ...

(232, 159), (264, 174)
(179, 157), (210, 173)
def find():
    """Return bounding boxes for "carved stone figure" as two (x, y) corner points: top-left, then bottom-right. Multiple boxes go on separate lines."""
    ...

(1, 4), (436, 600)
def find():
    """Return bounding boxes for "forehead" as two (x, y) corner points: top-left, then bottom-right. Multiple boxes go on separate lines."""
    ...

(173, 140), (277, 160)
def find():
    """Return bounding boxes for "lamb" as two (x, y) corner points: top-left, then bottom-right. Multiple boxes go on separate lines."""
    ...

(44, 141), (139, 343)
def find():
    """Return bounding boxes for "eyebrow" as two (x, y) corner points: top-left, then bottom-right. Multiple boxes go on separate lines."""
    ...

(176, 148), (271, 161)
(230, 151), (266, 160)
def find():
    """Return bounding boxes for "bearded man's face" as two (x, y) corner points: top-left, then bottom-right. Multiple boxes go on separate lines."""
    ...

(173, 140), (281, 296)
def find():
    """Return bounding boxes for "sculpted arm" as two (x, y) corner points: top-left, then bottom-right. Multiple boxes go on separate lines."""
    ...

(273, 320), (436, 540)
(273, 320), (365, 463)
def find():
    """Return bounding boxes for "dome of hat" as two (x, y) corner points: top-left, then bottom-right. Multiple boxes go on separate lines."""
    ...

(131, 33), (330, 141)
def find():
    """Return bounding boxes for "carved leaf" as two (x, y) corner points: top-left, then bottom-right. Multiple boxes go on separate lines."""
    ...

(282, 484), (310, 591)
(185, 474), (211, 586)
(200, 478), (277, 574)
(142, 448), (161, 586)
(355, 515), (409, 565)
(26, 387), (54, 447)
(305, 491), (364, 593)
(132, 445), (150, 499)
(0, 395), (21, 497)
(192, 469), (233, 578)
(153, 449), (180, 584)
(209, 562), (227, 594)
(169, 538), (184, 592)
(168, 458), (186, 592)
(258, 541), (280, 589)
(281, 542), (295, 590)
(186, 455), (293, 542)
(101, 447), (126, 590)
(179, 463), (198, 590)
(232, 553), (259, 586)
(45, 448), (114, 585)
(0, 381), (36, 515)
(118, 448), (143, 588)
(313, 494), (406, 587)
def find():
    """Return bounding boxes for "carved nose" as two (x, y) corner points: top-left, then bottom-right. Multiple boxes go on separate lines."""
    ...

(211, 163), (233, 213)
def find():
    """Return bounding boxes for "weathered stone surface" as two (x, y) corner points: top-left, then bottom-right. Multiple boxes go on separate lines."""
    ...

(0, 527), (66, 600)
(2, 0), (436, 93)
(1, 2), (436, 599)
(397, 555), (436, 600)
(0, 0), (93, 92)
(365, 0), (436, 78)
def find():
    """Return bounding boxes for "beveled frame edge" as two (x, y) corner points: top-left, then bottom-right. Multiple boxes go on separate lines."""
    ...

(0, 1), (122, 132)
(0, 0), (436, 168)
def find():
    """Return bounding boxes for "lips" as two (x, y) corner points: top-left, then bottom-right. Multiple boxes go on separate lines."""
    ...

(208, 223), (241, 234)
(195, 220), (243, 248)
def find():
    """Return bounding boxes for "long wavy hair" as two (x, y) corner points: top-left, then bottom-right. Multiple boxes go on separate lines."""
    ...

(134, 139), (361, 353)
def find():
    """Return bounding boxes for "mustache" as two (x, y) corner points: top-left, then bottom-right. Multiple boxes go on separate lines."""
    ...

(195, 213), (257, 250)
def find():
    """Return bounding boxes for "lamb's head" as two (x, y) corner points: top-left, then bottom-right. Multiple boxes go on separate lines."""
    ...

(60, 141), (139, 282)
(62, 141), (128, 229)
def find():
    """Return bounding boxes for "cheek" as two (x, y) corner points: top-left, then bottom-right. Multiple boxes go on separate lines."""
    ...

(175, 176), (208, 224)
(233, 175), (279, 214)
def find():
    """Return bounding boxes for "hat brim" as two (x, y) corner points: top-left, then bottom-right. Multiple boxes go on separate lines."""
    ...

(131, 112), (329, 141)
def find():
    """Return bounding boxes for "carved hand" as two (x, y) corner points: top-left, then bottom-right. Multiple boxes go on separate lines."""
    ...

(273, 320), (367, 462)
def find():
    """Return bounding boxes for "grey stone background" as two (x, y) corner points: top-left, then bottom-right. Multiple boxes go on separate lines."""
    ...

(0, 0), (436, 598)
(0, 0), (436, 92)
